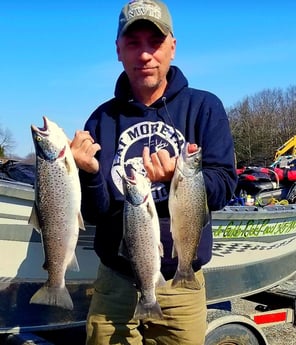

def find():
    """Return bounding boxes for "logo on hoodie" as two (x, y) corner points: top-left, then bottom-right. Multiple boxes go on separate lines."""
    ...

(111, 120), (184, 203)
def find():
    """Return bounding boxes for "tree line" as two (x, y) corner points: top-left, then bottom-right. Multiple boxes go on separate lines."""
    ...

(1, 85), (296, 166)
(227, 85), (296, 166)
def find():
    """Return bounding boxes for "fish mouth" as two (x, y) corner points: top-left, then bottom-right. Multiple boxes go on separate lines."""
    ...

(186, 143), (199, 155)
(118, 170), (136, 186)
(122, 170), (151, 206)
(31, 116), (50, 137)
(123, 169), (138, 185)
(31, 116), (66, 161)
(127, 169), (137, 185)
(126, 178), (137, 186)
(182, 143), (201, 160)
(124, 176), (137, 188)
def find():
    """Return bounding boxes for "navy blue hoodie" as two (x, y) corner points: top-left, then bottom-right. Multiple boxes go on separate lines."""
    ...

(79, 66), (237, 280)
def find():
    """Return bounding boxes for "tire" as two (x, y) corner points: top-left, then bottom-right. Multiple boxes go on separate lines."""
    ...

(205, 323), (261, 345)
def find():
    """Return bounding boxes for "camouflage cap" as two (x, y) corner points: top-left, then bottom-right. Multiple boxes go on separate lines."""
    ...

(117, 0), (173, 38)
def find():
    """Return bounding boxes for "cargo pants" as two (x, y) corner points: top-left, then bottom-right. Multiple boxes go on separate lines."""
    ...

(86, 263), (207, 345)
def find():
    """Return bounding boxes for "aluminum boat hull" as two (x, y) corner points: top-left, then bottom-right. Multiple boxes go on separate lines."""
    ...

(0, 179), (296, 332)
(206, 205), (296, 303)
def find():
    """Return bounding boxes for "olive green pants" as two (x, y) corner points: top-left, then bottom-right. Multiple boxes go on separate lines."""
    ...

(86, 263), (207, 345)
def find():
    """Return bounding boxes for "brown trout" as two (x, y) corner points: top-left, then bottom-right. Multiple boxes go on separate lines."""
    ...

(120, 170), (166, 320)
(169, 143), (209, 289)
(29, 116), (85, 310)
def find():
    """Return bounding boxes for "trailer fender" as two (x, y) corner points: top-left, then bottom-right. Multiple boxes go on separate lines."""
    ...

(206, 310), (268, 345)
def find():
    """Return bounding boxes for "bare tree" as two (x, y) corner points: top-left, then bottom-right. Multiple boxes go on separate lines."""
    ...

(0, 126), (15, 157)
(228, 86), (296, 166)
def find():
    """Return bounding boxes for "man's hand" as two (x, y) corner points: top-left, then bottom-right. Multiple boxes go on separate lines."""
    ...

(70, 130), (100, 174)
(142, 146), (177, 182)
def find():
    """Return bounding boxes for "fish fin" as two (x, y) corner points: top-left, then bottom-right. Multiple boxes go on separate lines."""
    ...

(65, 156), (71, 174)
(203, 205), (210, 227)
(176, 174), (183, 187)
(169, 218), (178, 258)
(171, 268), (201, 290)
(171, 243), (178, 258)
(30, 284), (74, 310)
(146, 201), (155, 218)
(118, 238), (129, 260)
(169, 216), (173, 234)
(78, 212), (86, 230)
(156, 272), (166, 287)
(158, 242), (164, 257)
(28, 203), (41, 233)
(67, 253), (80, 272)
(134, 299), (163, 320)
(170, 177), (179, 197)
(42, 260), (49, 271)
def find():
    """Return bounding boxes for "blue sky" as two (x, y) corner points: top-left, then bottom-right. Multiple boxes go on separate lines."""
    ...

(1, 1), (296, 158)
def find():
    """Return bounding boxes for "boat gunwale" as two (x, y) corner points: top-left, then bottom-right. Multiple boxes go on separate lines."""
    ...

(212, 205), (296, 220)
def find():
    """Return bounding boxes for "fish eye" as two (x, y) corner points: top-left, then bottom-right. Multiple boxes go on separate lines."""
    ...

(194, 157), (201, 165)
(36, 135), (42, 142)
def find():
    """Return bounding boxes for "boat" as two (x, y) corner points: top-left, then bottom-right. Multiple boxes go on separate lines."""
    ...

(0, 176), (99, 333)
(205, 204), (296, 303)
(204, 162), (296, 303)
(0, 160), (98, 333)
(0, 160), (296, 332)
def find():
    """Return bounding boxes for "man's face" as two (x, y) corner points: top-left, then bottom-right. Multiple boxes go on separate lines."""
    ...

(116, 21), (176, 96)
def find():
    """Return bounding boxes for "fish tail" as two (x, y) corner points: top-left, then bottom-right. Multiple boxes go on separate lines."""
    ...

(134, 300), (163, 320)
(171, 268), (201, 290)
(30, 284), (74, 310)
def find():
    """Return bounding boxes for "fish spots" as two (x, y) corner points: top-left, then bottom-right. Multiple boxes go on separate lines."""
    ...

(29, 117), (84, 310)
(121, 171), (165, 319)
(169, 143), (208, 290)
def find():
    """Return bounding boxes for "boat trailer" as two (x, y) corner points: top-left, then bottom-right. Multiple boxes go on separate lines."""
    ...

(205, 278), (296, 344)
(0, 279), (295, 345)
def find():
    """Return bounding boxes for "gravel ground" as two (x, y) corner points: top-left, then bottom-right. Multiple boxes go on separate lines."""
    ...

(230, 297), (296, 345)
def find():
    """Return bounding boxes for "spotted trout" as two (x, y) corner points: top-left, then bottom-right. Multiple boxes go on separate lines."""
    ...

(120, 170), (166, 320)
(168, 143), (209, 290)
(29, 116), (85, 310)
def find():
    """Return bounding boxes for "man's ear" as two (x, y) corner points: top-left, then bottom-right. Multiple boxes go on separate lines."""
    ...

(171, 37), (177, 60)
(116, 40), (122, 62)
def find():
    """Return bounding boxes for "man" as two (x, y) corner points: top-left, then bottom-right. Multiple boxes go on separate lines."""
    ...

(71, 1), (237, 344)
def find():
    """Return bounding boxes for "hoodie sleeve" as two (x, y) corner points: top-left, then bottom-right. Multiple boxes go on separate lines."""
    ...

(79, 169), (110, 224)
(78, 117), (110, 224)
(197, 93), (237, 211)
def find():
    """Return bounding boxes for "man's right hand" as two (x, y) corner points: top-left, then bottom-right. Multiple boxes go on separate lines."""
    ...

(70, 130), (100, 174)
(142, 146), (177, 182)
